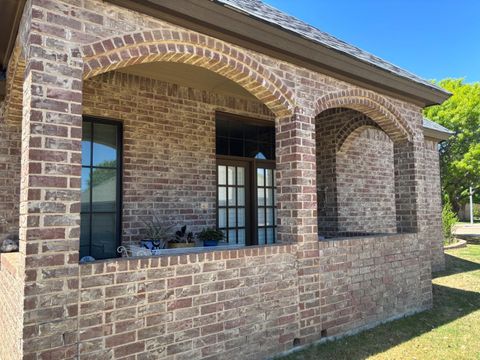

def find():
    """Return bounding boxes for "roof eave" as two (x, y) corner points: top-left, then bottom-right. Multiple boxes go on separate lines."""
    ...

(423, 127), (453, 141)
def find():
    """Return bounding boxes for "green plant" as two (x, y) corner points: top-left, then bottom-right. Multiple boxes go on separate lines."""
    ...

(173, 225), (194, 244)
(473, 204), (480, 220)
(142, 214), (173, 249)
(442, 198), (459, 244)
(197, 227), (224, 242)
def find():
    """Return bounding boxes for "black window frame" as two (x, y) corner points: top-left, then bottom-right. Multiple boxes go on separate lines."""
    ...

(81, 116), (123, 260)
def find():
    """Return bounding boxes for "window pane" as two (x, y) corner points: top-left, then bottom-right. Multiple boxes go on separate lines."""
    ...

(237, 167), (245, 185)
(228, 209), (237, 227)
(218, 166), (227, 185)
(91, 213), (117, 260)
(80, 213), (91, 259)
(228, 187), (236, 206)
(258, 228), (266, 245)
(266, 208), (274, 226)
(245, 140), (259, 158)
(216, 118), (229, 137)
(82, 122), (91, 166)
(238, 229), (246, 245)
(258, 209), (265, 227)
(257, 188), (265, 206)
(237, 188), (245, 206)
(266, 188), (273, 206)
(229, 139), (243, 157)
(93, 123), (117, 167)
(229, 121), (243, 139)
(228, 229), (237, 244)
(81, 168), (91, 212)
(218, 187), (227, 206)
(228, 167), (236, 185)
(92, 169), (116, 212)
(266, 169), (273, 187)
(218, 208), (227, 228)
(257, 168), (265, 187)
(216, 137), (228, 156)
(238, 208), (245, 227)
(266, 228), (274, 244)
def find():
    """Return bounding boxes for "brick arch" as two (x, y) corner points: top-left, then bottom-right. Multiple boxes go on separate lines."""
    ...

(78, 30), (294, 117)
(335, 115), (381, 152)
(316, 89), (413, 142)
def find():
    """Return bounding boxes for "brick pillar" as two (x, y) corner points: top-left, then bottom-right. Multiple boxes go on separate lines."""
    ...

(394, 134), (433, 308)
(394, 140), (419, 233)
(20, 2), (83, 357)
(276, 109), (321, 343)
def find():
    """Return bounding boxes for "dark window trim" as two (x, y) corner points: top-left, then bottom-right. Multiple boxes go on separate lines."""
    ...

(81, 116), (123, 260)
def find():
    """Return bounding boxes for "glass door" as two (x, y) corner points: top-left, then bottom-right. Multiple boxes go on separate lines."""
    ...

(217, 161), (250, 245)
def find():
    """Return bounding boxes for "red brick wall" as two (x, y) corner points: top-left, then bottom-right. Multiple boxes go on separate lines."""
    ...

(336, 127), (396, 234)
(83, 71), (274, 243)
(319, 233), (429, 337)
(423, 138), (445, 271)
(78, 245), (299, 359)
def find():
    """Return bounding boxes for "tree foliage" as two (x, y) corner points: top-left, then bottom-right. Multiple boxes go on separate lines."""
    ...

(423, 78), (480, 210)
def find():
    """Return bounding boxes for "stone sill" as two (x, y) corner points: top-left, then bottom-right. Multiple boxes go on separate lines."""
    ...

(80, 243), (295, 266)
(0, 252), (21, 277)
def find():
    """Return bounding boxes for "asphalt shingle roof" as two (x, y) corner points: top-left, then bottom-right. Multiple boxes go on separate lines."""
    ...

(213, 0), (445, 93)
(423, 118), (454, 135)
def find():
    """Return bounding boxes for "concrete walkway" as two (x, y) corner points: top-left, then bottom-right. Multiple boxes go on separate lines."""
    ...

(453, 223), (480, 239)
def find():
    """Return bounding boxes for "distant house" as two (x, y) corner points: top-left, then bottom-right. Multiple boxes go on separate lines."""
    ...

(0, 0), (452, 359)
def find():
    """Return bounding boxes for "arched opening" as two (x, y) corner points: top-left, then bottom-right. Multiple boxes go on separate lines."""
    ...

(79, 40), (292, 259)
(315, 104), (418, 239)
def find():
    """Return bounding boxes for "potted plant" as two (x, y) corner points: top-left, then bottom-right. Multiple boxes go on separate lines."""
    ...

(169, 225), (196, 248)
(141, 214), (174, 253)
(197, 227), (225, 247)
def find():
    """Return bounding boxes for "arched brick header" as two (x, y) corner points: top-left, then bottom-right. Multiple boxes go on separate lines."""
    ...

(335, 115), (380, 152)
(316, 89), (413, 142)
(78, 30), (294, 117)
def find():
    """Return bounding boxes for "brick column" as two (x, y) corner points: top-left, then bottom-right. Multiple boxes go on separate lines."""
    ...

(394, 135), (433, 308)
(393, 140), (419, 233)
(20, 2), (83, 357)
(276, 109), (321, 343)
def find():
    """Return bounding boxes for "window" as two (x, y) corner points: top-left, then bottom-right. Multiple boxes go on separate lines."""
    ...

(216, 113), (276, 246)
(80, 118), (122, 260)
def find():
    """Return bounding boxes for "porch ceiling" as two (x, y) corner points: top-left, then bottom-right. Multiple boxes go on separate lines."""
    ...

(118, 62), (257, 100)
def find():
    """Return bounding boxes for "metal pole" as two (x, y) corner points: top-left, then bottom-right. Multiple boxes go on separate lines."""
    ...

(470, 186), (474, 224)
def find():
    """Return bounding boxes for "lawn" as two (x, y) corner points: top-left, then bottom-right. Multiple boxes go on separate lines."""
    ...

(281, 245), (480, 360)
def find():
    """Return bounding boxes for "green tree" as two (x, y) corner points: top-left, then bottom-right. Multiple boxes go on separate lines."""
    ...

(423, 78), (480, 211)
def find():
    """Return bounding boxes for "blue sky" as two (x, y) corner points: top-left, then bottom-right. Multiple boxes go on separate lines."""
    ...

(264, 0), (480, 83)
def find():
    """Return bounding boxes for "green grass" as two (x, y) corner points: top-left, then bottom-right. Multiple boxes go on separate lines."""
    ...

(281, 245), (480, 360)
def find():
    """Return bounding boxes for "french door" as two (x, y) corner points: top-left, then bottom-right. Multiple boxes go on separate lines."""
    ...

(217, 158), (276, 246)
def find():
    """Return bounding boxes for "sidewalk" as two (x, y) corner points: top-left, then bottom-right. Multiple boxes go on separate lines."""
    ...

(453, 223), (480, 240)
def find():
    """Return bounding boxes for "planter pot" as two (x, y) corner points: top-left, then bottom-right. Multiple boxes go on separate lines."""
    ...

(203, 239), (220, 247)
(168, 242), (196, 249)
(141, 239), (167, 251)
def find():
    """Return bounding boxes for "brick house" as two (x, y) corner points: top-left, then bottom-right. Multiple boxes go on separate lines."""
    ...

(0, 0), (453, 359)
